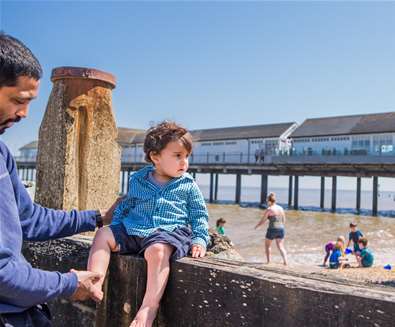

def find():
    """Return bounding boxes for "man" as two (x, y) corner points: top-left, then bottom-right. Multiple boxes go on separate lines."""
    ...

(0, 33), (116, 326)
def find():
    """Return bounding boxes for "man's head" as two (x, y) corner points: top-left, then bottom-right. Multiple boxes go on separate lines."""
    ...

(0, 33), (42, 134)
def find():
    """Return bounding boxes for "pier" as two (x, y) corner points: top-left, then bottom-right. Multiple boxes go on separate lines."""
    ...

(16, 154), (395, 216)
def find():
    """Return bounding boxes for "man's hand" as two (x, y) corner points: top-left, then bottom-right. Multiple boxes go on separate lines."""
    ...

(70, 269), (103, 303)
(191, 244), (206, 258)
(100, 195), (126, 225)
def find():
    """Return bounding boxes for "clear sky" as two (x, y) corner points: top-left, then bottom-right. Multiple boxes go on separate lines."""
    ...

(1, 1), (395, 192)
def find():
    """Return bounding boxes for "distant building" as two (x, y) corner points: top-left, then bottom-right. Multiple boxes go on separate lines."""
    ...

(19, 123), (297, 164)
(290, 112), (395, 156)
(18, 141), (38, 161)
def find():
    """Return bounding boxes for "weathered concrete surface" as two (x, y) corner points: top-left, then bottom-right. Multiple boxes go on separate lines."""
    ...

(23, 236), (395, 327)
(22, 237), (96, 327)
(35, 67), (120, 210)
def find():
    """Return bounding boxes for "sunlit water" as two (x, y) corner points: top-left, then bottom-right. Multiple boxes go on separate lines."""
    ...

(207, 203), (395, 266)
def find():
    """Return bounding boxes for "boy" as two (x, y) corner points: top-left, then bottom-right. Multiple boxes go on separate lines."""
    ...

(346, 222), (363, 256)
(357, 237), (374, 268)
(87, 121), (209, 327)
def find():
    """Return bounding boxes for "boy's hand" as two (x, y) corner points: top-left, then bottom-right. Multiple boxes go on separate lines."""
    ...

(100, 195), (126, 225)
(191, 244), (206, 258)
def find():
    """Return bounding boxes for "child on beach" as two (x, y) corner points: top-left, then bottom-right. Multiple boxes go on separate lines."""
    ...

(346, 222), (364, 257)
(216, 218), (226, 235)
(323, 236), (345, 266)
(357, 237), (374, 268)
(87, 121), (209, 327)
(329, 240), (347, 269)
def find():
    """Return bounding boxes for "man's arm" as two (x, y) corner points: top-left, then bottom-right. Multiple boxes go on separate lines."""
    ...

(1, 142), (97, 240)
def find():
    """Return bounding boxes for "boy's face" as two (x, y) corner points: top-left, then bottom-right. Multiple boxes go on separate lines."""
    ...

(350, 226), (357, 232)
(151, 140), (190, 179)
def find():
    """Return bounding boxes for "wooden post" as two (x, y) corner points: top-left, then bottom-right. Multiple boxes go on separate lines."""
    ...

(260, 175), (268, 206)
(331, 176), (337, 212)
(356, 177), (361, 213)
(293, 176), (299, 210)
(235, 174), (242, 204)
(372, 176), (378, 216)
(288, 176), (293, 208)
(320, 176), (325, 210)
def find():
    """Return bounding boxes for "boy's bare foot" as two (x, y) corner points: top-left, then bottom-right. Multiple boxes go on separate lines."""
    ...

(129, 305), (159, 327)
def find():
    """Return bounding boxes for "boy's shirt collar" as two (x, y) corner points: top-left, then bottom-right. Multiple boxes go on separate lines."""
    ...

(134, 165), (194, 187)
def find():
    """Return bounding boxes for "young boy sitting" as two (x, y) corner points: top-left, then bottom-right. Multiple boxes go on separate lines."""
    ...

(87, 121), (209, 327)
(357, 237), (374, 268)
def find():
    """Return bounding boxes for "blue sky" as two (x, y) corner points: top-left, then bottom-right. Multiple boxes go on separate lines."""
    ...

(2, 1), (395, 155)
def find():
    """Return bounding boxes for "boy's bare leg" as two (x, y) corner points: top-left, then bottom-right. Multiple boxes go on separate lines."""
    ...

(276, 238), (288, 266)
(130, 243), (174, 327)
(87, 226), (118, 300)
(265, 239), (272, 264)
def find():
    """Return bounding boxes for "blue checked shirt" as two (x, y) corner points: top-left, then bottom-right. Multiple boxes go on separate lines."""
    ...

(112, 165), (209, 248)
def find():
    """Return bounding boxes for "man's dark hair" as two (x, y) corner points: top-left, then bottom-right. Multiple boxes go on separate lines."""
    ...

(0, 33), (42, 87)
(144, 121), (192, 163)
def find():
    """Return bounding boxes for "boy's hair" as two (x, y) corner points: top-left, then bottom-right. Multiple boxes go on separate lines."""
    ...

(358, 237), (368, 247)
(216, 218), (226, 227)
(0, 33), (42, 87)
(349, 222), (357, 228)
(337, 235), (345, 243)
(144, 121), (192, 163)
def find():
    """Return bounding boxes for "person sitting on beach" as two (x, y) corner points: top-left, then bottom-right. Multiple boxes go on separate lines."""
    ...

(216, 218), (226, 235)
(346, 222), (363, 257)
(323, 235), (345, 267)
(329, 240), (347, 269)
(254, 192), (288, 265)
(86, 121), (209, 327)
(356, 237), (374, 268)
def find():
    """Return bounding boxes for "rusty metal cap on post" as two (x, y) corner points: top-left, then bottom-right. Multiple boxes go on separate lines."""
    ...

(51, 66), (116, 89)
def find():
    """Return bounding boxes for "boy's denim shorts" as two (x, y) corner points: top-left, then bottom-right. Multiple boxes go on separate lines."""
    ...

(265, 228), (285, 240)
(109, 223), (192, 260)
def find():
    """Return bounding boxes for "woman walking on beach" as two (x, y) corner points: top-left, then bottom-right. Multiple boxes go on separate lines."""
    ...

(254, 193), (288, 265)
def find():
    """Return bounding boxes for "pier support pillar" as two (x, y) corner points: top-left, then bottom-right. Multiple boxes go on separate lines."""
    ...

(372, 176), (378, 216)
(192, 171), (196, 179)
(214, 173), (219, 201)
(331, 176), (337, 212)
(320, 177), (325, 210)
(209, 173), (214, 203)
(235, 174), (242, 204)
(260, 175), (268, 206)
(121, 170), (126, 194)
(288, 176), (293, 209)
(356, 177), (361, 213)
(293, 176), (299, 210)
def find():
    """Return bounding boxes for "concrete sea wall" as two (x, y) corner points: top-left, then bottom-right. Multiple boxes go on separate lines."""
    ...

(23, 236), (395, 327)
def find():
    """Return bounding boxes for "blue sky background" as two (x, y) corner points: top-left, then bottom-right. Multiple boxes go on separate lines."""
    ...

(1, 1), (395, 192)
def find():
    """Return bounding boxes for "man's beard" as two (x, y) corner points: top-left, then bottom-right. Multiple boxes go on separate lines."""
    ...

(0, 117), (21, 134)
